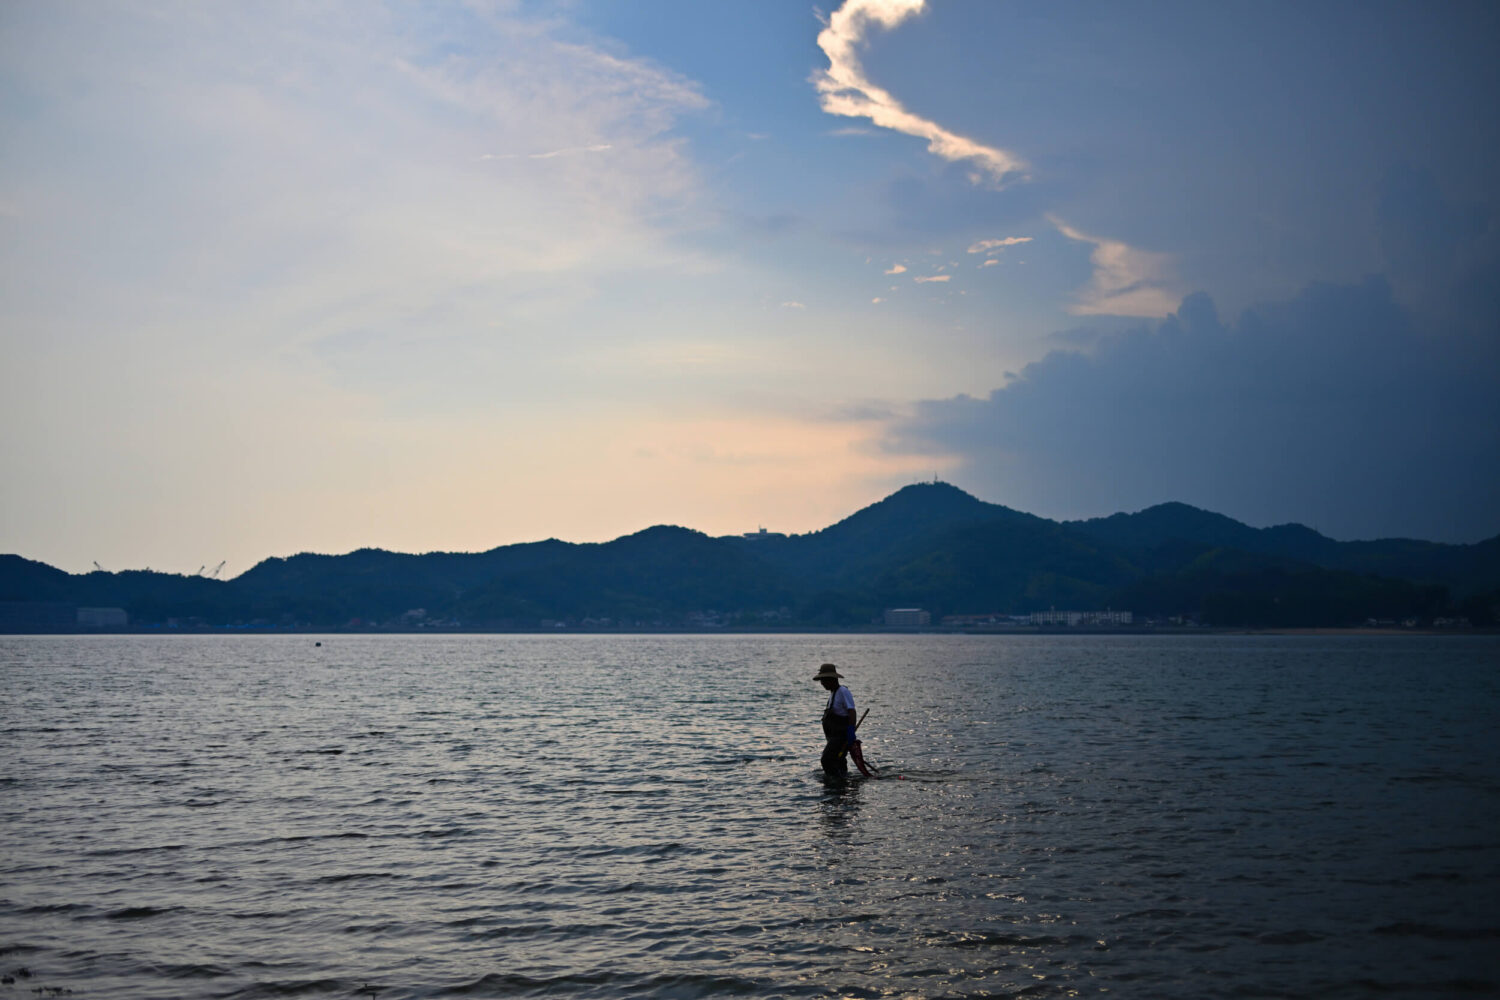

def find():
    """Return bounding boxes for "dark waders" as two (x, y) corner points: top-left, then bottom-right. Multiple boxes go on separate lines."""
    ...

(821, 694), (849, 776)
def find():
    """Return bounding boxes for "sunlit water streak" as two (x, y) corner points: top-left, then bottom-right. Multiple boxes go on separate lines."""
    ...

(1, 634), (1497, 998)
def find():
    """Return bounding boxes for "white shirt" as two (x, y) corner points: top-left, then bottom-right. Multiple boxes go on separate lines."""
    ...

(828, 684), (855, 717)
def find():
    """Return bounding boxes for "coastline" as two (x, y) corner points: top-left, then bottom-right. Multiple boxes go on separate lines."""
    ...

(4, 625), (1495, 637)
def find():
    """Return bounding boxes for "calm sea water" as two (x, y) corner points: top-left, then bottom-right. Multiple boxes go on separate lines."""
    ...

(1, 634), (1497, 999)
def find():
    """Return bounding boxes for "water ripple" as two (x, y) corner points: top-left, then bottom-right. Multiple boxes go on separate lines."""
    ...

(1, 633), (1497, 998)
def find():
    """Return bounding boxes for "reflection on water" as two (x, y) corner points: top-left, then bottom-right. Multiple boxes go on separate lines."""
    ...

(1, 633), (1497, 998)
(816, 773), (864, 842)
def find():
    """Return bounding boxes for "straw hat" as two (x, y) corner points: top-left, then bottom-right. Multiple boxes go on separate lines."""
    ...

(813, 663), (843, 680)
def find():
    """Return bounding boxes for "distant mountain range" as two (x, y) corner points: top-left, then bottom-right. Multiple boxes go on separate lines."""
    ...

(3, 483), (1497, 630)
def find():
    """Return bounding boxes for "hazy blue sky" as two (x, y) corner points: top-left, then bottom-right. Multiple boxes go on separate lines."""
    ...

(3, 0), (1497, 574)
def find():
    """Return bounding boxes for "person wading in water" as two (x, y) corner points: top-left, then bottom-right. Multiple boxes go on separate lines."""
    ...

(815, 663), (856, 776)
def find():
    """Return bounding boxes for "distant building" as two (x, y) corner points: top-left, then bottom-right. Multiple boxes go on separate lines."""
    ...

(884, 608), (931, 626)
(941, 613), (1005, 627)
(77, 607), (129, 628)
(741, 527), (787, 541)
(1029, 609), (1133, 626)
(941, 613), (1031, 627)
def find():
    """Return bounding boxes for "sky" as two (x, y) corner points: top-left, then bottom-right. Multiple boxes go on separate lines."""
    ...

(2, 0), (1498, 576)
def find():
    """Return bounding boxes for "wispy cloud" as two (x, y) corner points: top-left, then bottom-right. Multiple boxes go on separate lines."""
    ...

(781, 301), (806, 309)
(980, 258), (999, 267)
(967, 236), (1031, 255)
(814, 0), (1025, 186)
(885, 263), (907, 274)
(1, 2), (714, 331)
(914, 274), (950, 283)
(481, 144), (613, 161)
(1049, 216), (1180, 317)
(0, 1), (724, 572)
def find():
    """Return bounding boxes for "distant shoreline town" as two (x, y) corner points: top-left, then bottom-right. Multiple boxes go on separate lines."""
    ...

(1, 604), (1489, 636)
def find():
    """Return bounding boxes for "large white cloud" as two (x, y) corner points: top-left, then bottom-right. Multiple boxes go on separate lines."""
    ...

(813, 0), (1025, 186)
(813, 1), (1180, 319)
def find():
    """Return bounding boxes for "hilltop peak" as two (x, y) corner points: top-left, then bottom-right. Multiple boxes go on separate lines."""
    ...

(866, 481), (994, 517)
(886, 480), (981, 502)
(801, 481), (1027, 562)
